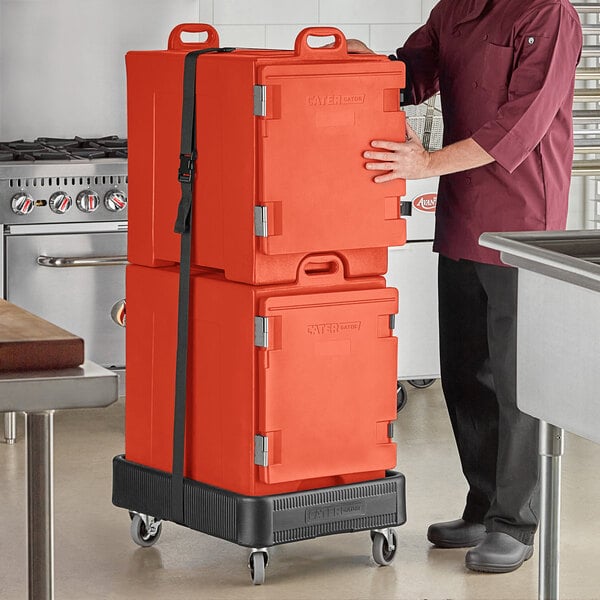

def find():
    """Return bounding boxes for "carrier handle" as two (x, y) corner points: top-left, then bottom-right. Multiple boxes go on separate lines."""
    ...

(297, 254), (347, 286)
(168, 23), (220, 51)
(294, 27), (348, 59)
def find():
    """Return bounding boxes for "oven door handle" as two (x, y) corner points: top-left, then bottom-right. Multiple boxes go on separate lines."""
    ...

(37, 255), (129, 267)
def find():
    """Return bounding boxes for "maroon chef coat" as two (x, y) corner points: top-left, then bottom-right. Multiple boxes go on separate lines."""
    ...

(396, 0), (582, 265)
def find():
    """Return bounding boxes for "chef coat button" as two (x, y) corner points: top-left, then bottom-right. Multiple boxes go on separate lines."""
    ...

(472, 81), (478, 88)
(483, 34), (489, 41)
(528, 36), (535, 45)
(466, 177), (472, 184)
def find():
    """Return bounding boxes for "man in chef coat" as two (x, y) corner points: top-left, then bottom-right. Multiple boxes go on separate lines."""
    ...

(351, 0), (581, 572)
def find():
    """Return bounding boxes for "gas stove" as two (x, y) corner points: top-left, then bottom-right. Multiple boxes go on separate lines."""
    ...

(0, 136), (128, 226)
(0, 136), (127, 161)
(0, 135), (129, 395)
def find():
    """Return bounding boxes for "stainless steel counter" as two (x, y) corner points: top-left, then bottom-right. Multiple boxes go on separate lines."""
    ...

(0, 361), (118, 413)
(480, 229), (600, 600)
(0, 361), (118, 600)
(480, 230), (600, 443)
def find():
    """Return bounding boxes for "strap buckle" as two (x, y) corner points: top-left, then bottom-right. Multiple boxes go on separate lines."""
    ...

(178, 152), (196, 183)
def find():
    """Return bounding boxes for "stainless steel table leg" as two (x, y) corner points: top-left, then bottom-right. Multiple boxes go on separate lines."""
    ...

(27, 412), (54, 600)
(4, 411), (17, 444)
(539, 421), (564, 600)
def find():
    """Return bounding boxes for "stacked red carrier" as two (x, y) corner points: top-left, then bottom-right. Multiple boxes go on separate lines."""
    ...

(113, 24), (408, 584)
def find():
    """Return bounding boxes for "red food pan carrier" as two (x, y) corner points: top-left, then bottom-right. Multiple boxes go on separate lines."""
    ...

(123, 255), (398, 496)
(114, 256), (406, 582)
(126, 24), (407, 284)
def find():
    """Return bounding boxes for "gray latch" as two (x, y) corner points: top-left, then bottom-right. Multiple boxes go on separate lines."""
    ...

(254, 205), (268, 237)
(254, 434), (269, 467)
(389, 314), (397, 330)
(254, 316), (269, 348)
(253, 85), (267, 117)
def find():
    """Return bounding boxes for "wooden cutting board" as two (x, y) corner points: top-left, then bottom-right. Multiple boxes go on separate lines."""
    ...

(0, 300), (84, 372)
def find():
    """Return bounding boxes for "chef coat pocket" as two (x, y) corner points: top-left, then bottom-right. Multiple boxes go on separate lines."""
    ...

(512, 33), (552, 95)
(481, 42), (513, 102)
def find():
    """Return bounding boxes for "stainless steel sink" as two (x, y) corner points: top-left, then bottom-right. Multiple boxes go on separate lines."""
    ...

(480, 230), (600, 443)
(480, 229), (600, 600)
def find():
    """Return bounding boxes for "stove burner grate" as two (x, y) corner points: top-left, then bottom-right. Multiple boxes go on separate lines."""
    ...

(21, 150), (72, 161)
(0, 136), (128, 162)
(69, 149), (108, 159)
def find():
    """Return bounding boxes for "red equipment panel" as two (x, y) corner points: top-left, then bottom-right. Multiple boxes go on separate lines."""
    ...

(125, 257), (398, 497)
(257, 289), (398, 484)
(257, 61), (405, 257)
(126, 24), (406, 284)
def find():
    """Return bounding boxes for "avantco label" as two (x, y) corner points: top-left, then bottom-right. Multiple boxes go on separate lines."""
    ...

(413, 193), (437, 213)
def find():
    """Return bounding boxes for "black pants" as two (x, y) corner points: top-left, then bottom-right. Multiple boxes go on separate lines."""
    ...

(438, 254), (539, 545)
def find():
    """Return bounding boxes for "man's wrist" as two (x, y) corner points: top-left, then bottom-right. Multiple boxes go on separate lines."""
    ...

(423, 150), (433, 177)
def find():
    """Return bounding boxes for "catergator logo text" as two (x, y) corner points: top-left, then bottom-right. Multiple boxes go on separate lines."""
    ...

(307, 322), (361, 335)
(306, 501), (366, 524)
(307, 94), (365, 106)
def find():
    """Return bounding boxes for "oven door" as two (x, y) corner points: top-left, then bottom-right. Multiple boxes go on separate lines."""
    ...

(4, 227), (126, 368)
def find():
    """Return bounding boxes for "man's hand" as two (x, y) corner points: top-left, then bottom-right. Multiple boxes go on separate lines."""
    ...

(364, 123), (431, 182)
(363, 123), (495, 182)
(345, 39), (375, 54)
(321, 38), (375, 53)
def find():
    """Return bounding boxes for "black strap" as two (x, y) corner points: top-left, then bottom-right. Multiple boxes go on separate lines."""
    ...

(172, 46), (235, 525)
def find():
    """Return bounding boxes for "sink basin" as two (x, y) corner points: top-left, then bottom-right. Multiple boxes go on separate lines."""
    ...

(479, 230), (600, 443)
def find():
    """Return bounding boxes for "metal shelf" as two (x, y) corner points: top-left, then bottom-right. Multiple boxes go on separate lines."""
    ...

(581, 46), (600, 58)
(576, 67), (600, 79)
(572, 3), (600, 13)
(574, 5), (600, 178)
(574, 88), (600, 101)
(575, 146), (600, 153)
(574, 109), (600, 122)
(572, 160), (600, 176)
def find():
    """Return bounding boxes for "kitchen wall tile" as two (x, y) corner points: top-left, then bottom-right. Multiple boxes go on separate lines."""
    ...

(0, 0), (198, 139)
(422, 0), (438, 21)
(214, 0), (319, 25)
(266, 23), (370, 50)
(1, 0), (433, 139)
(319, 0), (421, 24)
(567, 179), (585, 229)
(370, 24), (421, 54)
(266, 24), (315, 50)
(216, 25), (266, 48)
(198, 0), (213, 23)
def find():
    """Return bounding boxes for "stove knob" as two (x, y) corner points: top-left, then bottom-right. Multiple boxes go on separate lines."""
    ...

(76, 190), (99, 213)
(49, 191), (73, 214)
(11, 192), (35, 215)
(104, 189), (127, 212)
(111, 299), (126, 327)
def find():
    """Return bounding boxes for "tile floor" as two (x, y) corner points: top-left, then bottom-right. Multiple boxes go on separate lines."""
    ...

(1, 382), (599, 600)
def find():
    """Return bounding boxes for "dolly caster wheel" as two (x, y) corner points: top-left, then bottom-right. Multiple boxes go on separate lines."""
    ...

(371, 529), (397, 566)
(408, 378), (436, 389)
(397, 380), (407, 413)
(248, 549), (269, 585)
(129, 512), (163, 548)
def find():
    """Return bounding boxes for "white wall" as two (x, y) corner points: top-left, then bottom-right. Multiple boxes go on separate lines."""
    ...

(200, 0), (432, 52)
(0, 0), (199, 139)
(0, 0), (433, 139)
